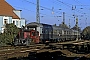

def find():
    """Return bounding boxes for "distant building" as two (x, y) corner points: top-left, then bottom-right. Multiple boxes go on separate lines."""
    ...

(0, 0), (25, 33)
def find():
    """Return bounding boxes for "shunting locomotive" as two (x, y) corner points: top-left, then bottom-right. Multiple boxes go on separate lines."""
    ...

(14, 27), (39, 46)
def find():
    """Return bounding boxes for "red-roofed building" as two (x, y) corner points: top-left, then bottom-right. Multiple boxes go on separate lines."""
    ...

(0, 0), (25, 33)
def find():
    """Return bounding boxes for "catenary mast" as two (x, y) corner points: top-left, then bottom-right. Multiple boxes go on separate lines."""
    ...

(36, 0), (40, 23)
(63, 12), (65, 24)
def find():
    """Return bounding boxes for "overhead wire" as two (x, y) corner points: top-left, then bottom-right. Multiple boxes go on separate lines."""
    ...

(13, 0), (64, 19)
(49, 0), (74, 19)
(49, 0), (77, 27)
(21, 0), (62, 14)
(55, 0), (88, 28)
(21, 0), (76, 19)
(73, 0), (90, 26)
(57, 0), (85, 15)
(20, 0), (65, 23)
(11, 0), (89, 27)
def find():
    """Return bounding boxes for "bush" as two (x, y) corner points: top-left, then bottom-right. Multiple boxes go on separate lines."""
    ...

(0, 23), (19, 45)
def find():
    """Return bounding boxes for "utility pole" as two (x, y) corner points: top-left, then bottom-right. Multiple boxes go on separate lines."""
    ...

(36, 0), (40, 23)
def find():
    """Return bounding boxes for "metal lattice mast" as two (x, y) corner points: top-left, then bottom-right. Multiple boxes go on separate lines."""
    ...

(76, 17), (78, 41)
(69, 19), (70, 28)
(36, 0), (40, 23)
(62, 12), (65, 24)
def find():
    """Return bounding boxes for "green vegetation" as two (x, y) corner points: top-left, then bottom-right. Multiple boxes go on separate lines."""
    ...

(81, 26), (90, 40)
(0, 23), (19, 46)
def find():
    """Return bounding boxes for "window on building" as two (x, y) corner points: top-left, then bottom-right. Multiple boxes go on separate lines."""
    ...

(4, 19), (8, 24)
(20, 21), (21, 27)
(13, 21), (15, 24)
(16, 21), (18, 26)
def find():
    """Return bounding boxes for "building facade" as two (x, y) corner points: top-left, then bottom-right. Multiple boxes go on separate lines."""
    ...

(0, 0), (25, 33)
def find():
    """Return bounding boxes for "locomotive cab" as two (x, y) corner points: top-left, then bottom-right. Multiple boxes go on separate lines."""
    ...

(14, 29), (40, 46)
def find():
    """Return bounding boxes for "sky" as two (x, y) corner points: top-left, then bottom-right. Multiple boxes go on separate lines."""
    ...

(6, 0), (90, 30)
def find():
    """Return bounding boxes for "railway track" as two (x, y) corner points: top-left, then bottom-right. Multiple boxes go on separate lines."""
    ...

(0, 44), (46, 55)
(0, 40), (90, 59)
(0, 40), (88, 53)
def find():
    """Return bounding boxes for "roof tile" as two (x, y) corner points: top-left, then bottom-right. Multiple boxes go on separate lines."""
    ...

(0, 0), (20, 19)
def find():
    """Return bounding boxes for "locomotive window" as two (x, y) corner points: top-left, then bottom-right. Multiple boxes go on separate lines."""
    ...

(31, 32), (35, 36)
(36, 32), (39, 36)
